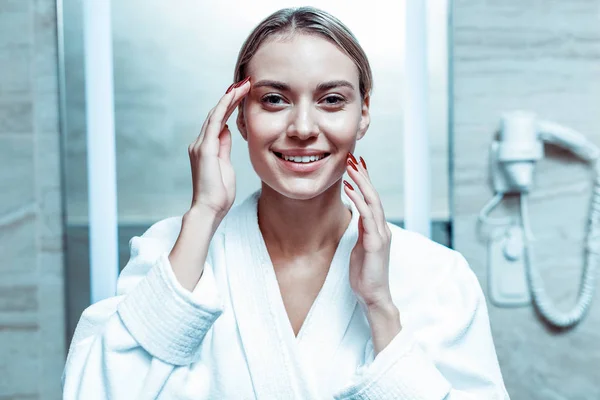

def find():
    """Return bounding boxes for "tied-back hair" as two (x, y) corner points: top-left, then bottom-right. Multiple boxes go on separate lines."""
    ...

(233, 6), (373, 101)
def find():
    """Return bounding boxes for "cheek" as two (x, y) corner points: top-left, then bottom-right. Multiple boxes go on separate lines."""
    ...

(244, 110), (283, 164)
(321, 113), (359, 132)
(319, 110), (362, 143)
(245, 106), (287, 141)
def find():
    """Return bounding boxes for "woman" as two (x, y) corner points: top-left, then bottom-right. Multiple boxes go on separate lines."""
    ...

(63, 7), (509, 400)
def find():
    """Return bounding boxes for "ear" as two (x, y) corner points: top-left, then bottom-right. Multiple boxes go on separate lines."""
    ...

(357, 95), (370, 141)
(236, 104), (248, 142)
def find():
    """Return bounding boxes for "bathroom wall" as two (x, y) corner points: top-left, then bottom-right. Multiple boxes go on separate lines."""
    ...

(452, 0), (600, 398)
(0, 0), (66, 399)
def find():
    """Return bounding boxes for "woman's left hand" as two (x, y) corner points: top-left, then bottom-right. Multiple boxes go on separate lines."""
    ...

(343, 153), (394, 310)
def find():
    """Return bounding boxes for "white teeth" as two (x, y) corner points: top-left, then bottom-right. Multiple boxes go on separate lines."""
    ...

(281, 153), (326, 163)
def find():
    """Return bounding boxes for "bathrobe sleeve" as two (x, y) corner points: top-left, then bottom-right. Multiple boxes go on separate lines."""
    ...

(333, 251), (510, 400)
(62, 217), (224, 400)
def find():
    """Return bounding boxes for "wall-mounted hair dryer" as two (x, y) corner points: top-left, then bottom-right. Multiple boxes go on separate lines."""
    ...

(478, 111), (600, 328)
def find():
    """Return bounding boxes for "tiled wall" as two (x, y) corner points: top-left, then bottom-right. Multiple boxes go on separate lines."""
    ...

(0, 0), (66, 399)
(452, 0), (600, 398)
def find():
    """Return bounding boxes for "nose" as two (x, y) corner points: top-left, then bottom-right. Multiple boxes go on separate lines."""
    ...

(286, 100), (319, 140)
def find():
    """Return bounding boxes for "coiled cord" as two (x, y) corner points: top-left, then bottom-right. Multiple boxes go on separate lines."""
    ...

(520, 160), (600, 328)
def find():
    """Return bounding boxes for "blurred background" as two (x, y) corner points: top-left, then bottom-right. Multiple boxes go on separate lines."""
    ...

(1, 0), (599, 399)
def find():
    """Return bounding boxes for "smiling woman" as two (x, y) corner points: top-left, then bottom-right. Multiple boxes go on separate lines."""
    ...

(239, 32), (369, 200)
(62, 6), (509, 400)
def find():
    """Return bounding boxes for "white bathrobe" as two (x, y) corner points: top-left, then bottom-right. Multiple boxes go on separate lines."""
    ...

(62, 190), (509, 399)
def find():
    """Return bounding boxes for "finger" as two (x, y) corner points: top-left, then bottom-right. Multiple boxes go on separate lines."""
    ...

(192, 108), (216, 151)
(204, 78), (251, 142)
(343, 180), (380, 235)
(222, 80), (251, 125)
(218, 125), (232, 162)
(358, 156), (369, 176)
(193, 79), (249, 155)
(192, 79), (248, 152)
(346, 159), (386, 233)
(357, 215), (365, 243)
(348, 153), (370, 177)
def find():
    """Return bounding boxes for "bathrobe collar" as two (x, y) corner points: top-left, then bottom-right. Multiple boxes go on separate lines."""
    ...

(224, 189), (360, 399)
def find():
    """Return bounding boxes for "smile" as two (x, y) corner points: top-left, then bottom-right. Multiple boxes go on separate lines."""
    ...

(272, 151), (331, 173)
(273, 152), (330, 163)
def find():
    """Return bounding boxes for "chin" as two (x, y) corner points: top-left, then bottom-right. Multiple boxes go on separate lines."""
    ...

(262, 178), (339, 201)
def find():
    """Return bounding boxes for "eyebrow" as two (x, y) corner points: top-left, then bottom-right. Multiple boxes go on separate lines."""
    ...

(316, 80), (355, 92)
(252, 79), (355, 92)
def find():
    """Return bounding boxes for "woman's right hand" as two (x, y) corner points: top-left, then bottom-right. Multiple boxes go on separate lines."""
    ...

(188, 77), (251, 222)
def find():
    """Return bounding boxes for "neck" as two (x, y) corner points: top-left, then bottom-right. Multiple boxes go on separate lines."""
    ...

(257, 181), (352, 257)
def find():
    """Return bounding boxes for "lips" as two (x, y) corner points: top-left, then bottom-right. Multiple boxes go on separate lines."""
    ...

(272, 151), (330, 172)
(273, 152), (330, 163)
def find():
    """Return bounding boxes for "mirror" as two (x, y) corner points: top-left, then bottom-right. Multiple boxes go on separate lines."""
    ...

(59, 0), (450, 342)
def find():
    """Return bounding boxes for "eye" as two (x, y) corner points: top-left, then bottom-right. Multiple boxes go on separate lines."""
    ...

(261, 94), (285, 106)
(322, 95), (345, 106)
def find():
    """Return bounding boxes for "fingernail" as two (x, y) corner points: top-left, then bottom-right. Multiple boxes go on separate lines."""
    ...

(359, 156), (367, 170)
(233, 76), (250, 88)
(226, 83), (235, 94)
(347, 152), (358, 165)
(347, 159), (358, 171)
(343, 180), (354, 191)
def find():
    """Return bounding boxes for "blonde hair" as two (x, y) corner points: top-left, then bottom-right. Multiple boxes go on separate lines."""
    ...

(233, 7), (373, 100)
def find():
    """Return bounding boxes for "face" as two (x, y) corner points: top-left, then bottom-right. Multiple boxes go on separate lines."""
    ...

(237, 33), (370, 200)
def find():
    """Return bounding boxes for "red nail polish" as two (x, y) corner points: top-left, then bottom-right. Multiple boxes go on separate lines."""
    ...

(233, 76), (250, 88)
(359, 157), (367, 170)
(343, 180), (354, 191)
(347, 159), (358, 171)
(226, 83), (235, 94)
(347, 152), (358, 165)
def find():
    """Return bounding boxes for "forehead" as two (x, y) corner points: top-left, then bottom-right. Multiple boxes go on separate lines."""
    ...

(247, 34), (359, 87)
